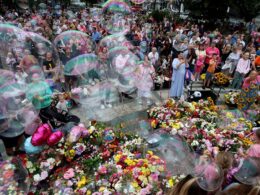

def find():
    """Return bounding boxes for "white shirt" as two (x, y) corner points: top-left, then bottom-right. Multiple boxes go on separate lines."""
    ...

(56, 101), (68, 112)
(148, 52), (159, 66)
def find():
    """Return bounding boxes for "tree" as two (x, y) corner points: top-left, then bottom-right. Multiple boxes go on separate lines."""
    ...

(184, 0), (260, 22)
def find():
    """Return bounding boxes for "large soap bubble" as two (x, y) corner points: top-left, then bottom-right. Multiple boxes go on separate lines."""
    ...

(99, 33), (133, 51)
(102, 0), (131, 14)
(149, 133), (196, 175)
(54, 30), (94, 66)
(0, 69), (38, 133)
(234, 157), (260, 185)
(0, 157), (30, 194)
(194, 160), (224, 191)
(108, 46), (138, 94)
(0, 24), (27, 70)
(101, 14), (130, 34)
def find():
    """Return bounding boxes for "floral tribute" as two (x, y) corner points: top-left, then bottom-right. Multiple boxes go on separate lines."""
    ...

(148, 99), (254, 155)
(23, 123), (177, 194)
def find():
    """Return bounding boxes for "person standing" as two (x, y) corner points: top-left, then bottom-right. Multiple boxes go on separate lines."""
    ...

(148, 47), (159, 68)
(203, 42), (220, 73)
(170, 52), (187, 99)
(231, 52), (251, 89)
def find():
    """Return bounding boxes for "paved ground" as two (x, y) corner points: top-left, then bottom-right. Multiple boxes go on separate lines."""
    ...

(71, 81), (234, 125)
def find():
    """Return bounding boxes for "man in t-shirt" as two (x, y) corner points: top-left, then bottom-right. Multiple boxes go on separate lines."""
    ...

(43, 52), (56, 79)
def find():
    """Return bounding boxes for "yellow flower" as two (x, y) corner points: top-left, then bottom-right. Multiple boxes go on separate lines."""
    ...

(114, 154), (121, 163)
(147, 151), (153, 155)
(168, 178), (174, 187)
(99, 187), (106, 192)
(175, 112), (181, 118)
(170, 122), (181, 129)
(151, 120), (158, 128)
(226, 112), (234, 119)
(125, 158), (136, 166)
(161, 122), (168, 128)
(132, 181), (139, 189)
(69, 149), (76, 157)
(77, 176), (87, 188)
(86, 190), (91, 195)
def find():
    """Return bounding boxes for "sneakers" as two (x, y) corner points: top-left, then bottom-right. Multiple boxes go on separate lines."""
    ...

(147, 100), (152, 106)
(106, 103), (112, 108)
(101, 104), (105, 109)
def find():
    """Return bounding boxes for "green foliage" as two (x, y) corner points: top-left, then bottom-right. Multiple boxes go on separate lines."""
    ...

(184, 0), (260, 22)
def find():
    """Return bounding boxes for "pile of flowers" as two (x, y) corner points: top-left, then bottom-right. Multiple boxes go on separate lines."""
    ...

(224, 92), (240, 106)
(22, 122), (180, 194)
(214, 72), (230, 86)
(149, 98), (218, 128)
(148, 99), (254, 155)
(0, 158), (30, 194)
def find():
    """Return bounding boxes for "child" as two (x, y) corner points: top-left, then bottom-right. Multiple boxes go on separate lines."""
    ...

(203, 53), (217, 88)
(6, 52), (17, 71)
(194, 55), (204, 81)
(15, 66), (28, 86)
(135, 56), (155, 105)
(56, 94), (68, 113)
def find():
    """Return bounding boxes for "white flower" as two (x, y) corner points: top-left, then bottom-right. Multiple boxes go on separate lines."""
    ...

(171, 128), (177, 135)
(191, 140), (199, 146)
(26, 161), (33, 169)
(33, 174), (41, 182)
(47, 158), (55, 165)
(40, 171), (48, 180)
(115, 181), (122, 191)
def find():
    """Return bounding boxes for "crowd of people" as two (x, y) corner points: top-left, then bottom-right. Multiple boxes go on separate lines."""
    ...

(0, 6), (260, 99)
(0, 3), (260, 195)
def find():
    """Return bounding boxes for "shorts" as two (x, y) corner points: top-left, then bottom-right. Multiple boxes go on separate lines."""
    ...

(206, 72), (213, 80)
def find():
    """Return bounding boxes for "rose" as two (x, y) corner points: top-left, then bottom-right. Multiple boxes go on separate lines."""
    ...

(64, 168), (75, 180)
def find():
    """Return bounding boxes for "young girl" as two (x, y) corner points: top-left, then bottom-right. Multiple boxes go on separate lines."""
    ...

(135, 56), (155, 105)
(203, 53), (218, 88)
(56, 94), (68, 113)
(195, 55), (204, 81)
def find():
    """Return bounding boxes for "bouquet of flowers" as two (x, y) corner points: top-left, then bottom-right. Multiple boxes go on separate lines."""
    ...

(214, 72), (230, 86)
(224, 92), (240, 106)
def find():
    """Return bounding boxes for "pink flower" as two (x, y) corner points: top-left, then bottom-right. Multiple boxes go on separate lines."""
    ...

(40, 171), (48, 180)
(150, 173), (159, 182)
(98, 166), (107, 174)
(64, 168), (75, 180)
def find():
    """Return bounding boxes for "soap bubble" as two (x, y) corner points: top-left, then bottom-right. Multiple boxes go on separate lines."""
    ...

(54, 30), (94, 66)
(102, 14), (130, 34)
(102, 0), (131, 14)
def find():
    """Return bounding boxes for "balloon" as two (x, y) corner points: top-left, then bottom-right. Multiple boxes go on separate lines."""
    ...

(31, 124), (52, 146)
(24, 136), (44, 154)
(47, 131), (63, 146)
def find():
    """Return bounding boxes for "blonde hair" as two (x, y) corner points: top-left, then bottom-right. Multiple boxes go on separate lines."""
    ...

(216, 151), (234, 170)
